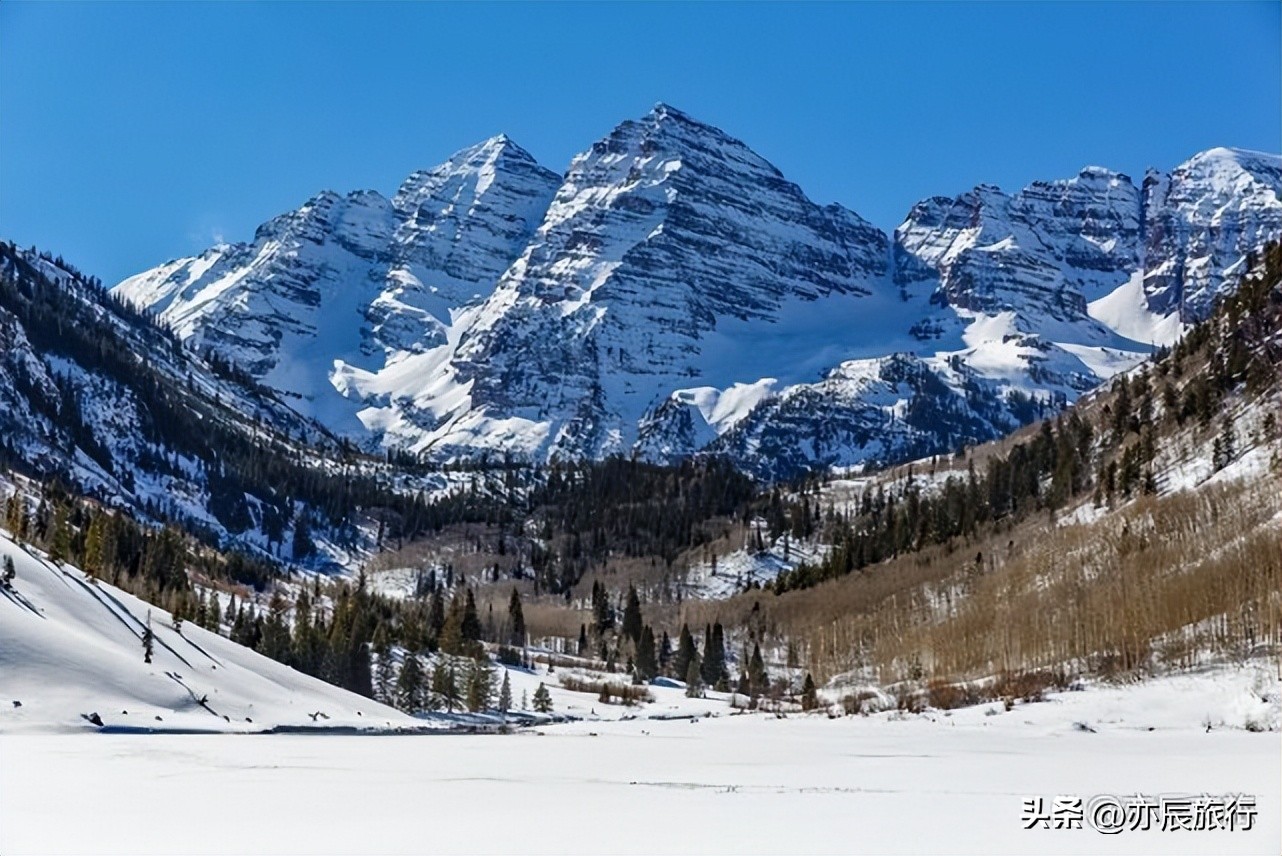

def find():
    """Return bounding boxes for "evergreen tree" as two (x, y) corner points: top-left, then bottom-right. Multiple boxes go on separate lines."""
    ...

(83, 512), (106, 578)
(578, 623), (588, 656)
(532, 682), (553, 713)
(498, 670), (513, 719)
(684, 659), (703, 698)
(748, 643), (768, 697)
(461, 588), (483, 646)
(622, 584), (643, 644)
(48, 505), (70, 566)
(507, 588), (526, 647)
(259, 591), (291, 663)
(396, 652), (425, 713)
(701, 622), (727, 688)
(465, 657), (495, 712)
(204, 589), (221, 632)
(434, 658), (463, 712)
(591, 581), (612, 634)
(711, 622), (728, 687)
(372, 624), (394, 703)
(142, 610), (155, 664)
(658, 631), (672, 673)
(2, 554), (15, 587)
(635, 624), (657, 682)
(292, 513), (314, 561)
(674, 623), (698, 680)
(801, 673), (819, 710)
(427, 586), (446, 648)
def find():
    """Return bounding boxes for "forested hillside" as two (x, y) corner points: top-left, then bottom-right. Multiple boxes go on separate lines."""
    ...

(3, 241), (1279, 716)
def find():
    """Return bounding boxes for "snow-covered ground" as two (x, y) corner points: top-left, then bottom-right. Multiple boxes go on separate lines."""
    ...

(3, 663), (1277, 855)
(0, 531), (420, 734)
(4, 526), (1279, 854)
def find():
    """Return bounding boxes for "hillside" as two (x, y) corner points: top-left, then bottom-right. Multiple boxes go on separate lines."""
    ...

(0, 530), (419, 733)
(360, 241), (1282, 710)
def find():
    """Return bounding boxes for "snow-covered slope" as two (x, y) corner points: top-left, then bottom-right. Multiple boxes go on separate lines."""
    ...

(109, 108), (1282, 476)
(0, 531), (419, 734)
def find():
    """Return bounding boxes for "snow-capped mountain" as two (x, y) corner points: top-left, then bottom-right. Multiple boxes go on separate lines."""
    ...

(114, 136), (560, 434)
(1141, 147), (1282, 319)
(0, 244), (468, 569)
(440, 104), (891, 459)
(110, 106), (1282, 477)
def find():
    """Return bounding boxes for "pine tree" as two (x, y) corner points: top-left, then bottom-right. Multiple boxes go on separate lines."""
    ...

(748, 643), (768, 697)
(507, 588), (526, 647)
(48, 505), (70, 566)
(622, 584), (643, 644)
(83, 512), (106, 578)
(711, 622), (728, 688)
(427, 586), (446, 648)
(204, 589), (221, 632)
(142, 610), (155, 664)
(461, 588), (483, 646)
(532, 682), (553, 713)
(591, 580), (612, 634)
(684, 659), (703, 698)
(465, 657), (495, 712)
(439, 596), (465, 656)
(801, 673), (818, 710)
(674, 623), (698, 680)
(372, 624), (394, 703)
(435, 659), (463, 712)
(396, 652), (425, 713)
(292, 513), (314, 561)
(701, 622), (727, 688)
(498, 671), (513, 719)
(635, 625), (657, 682)
(2, 554), (16, 587)
(578, 623), (588, 656)
(259, 591), (291, 663)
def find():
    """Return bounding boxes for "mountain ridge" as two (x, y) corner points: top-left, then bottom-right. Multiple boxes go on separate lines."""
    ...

(109, 107), (1282, 476)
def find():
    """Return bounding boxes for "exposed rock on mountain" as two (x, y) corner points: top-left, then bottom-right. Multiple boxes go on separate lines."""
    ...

(1140, 147), (1282, 320)
(109, 105), (1282, 477)
(114, 137), (560, 433)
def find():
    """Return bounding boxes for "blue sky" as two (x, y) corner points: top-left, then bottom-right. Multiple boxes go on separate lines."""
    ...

(1, 1), (1277, 285)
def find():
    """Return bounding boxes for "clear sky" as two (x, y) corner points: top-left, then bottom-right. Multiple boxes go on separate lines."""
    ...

(1, 1), (1278, 285)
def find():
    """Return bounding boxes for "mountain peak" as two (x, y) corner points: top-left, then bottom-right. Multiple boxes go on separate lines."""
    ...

(1189, 146), (1281, 167)
(393, 134), (556, 213)
(649, 101), (698, 123)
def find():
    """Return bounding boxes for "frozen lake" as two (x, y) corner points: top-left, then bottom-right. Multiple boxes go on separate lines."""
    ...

(3, 705), (1276, 855)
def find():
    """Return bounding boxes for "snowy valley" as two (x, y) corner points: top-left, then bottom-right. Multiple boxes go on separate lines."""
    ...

(2, 71), (1280, 856)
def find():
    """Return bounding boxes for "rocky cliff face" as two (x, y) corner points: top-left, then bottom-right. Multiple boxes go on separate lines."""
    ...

(1140, 147), (1282, 320)
(111, 106), (1282, 478)
(445, 103), (890, 459)
(894, 168), (1143, 327)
